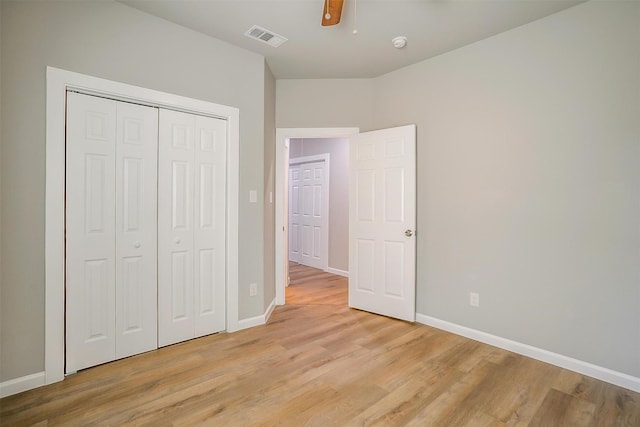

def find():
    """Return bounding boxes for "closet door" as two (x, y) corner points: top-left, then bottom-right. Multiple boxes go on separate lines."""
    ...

(158, 110), (196, 347)
(298, 161), (326, 270)
(115, 101), (158, 359)
(66, 92), (117, 373)
(66, 92), (158, 373)
(158, 110), (227, 346)
(194, 115), (227, 337)
(288, 164), (301, 263)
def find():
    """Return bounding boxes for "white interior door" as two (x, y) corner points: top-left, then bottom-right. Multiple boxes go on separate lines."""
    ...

(66, 92), (158, 373)
(193, 115), (227, 337)
(66, 93), (117, 373)
(114, 101), (158, 359)
(158, 109), (226, 347)
(288, 159), (328, 270)
(158, 110), (196, 346)
(299, 161), (326, 269)
(349, 124), (416, 322)
(288, 164), (301, 263)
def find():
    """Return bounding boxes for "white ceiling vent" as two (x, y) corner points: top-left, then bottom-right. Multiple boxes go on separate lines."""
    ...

(244, 25), (288, 48)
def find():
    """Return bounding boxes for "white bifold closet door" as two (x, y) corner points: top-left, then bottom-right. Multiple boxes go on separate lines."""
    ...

(288, 161), (327, 270)
(66, 92), (158, 373)
(158, 109), (227, 347)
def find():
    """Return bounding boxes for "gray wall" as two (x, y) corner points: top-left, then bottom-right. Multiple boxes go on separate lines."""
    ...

(276, 79), (374, 131)
(277, 1), (640, 378)
(0, 0), (266, 382)
(290, 138), (350, 272)
(263, 63), (276, 310)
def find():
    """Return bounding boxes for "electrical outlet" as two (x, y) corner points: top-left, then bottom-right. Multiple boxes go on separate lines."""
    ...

(470, 292), (479, 307)
(249, 283), (258, 297)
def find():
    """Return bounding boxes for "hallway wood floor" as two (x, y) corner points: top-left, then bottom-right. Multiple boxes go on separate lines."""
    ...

(1, 263), (639, 426)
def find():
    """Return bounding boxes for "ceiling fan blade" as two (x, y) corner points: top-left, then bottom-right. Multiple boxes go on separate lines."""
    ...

(322, 0), (344, 26)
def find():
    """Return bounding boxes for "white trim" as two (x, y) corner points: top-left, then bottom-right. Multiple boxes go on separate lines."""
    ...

(275, 128), (359, 306)
(0, 372), (46, 398)
(416, 314), (640, 393)
(288, 153), (330, 272)
(237, 298), (277, 331)
(45, 66), (240, 388)
(289, 154), (329, 165)
(326, 267), (349, 278)
(264, 298), (276, 323)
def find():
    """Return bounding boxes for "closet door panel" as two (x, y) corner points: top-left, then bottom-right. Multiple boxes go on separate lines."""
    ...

(194, 115), (227, 337)
(115, 101), (158, 359)
(158, 109), (196, 347)
(66, 92), (117, 373)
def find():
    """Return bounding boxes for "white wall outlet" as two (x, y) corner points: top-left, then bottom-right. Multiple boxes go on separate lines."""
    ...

(470, 292), (480, 307)
(249, 190), (257, 203)
(249, 283), (258, 297)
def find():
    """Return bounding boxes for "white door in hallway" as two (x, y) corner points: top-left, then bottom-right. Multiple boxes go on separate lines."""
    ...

(349, 125), (416, 322)
(288, 160), (327, 270)
(158, 109), (227, 347)
(288, 164), (301, 263)
(66, 92), (158, 373)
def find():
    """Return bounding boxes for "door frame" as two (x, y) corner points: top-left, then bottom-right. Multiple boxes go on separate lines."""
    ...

(275, 128), (359, 305)
(288, 154), (330, 271)
(45, 66), (240, 385)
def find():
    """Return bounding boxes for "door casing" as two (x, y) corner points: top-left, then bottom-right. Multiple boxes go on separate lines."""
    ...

(45, 67), (240, 386)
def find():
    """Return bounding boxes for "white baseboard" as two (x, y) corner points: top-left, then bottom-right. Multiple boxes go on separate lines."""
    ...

(264, 298), (276, 323)
(236, 298), (277, 331)
(416, 314), (640, 393)
(326, 267), (348, 278)
(0, 371), (45, 398)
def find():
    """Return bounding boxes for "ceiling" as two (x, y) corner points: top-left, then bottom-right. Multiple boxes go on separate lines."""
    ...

(120, 0), (583, 79)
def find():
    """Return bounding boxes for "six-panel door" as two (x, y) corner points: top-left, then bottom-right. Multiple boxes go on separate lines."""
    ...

(288, 160), (327, 270)
(349, 125), (416, 322)
(66, 92), (158, 373)
(158, 109), (227, 347)
(67, 92), (227, 372)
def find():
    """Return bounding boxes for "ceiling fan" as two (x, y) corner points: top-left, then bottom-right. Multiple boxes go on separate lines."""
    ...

(322, 0), (344, 26)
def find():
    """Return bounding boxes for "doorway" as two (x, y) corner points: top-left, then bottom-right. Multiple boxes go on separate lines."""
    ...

(275, 128), (359, 305)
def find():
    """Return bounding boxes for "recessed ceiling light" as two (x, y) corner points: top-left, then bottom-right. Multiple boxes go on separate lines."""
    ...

(392, 36), (408, 49)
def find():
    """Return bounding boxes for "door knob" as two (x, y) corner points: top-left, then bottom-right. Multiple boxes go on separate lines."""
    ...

(174, 238), (181, 244)
(133, 241), (141, 248)
(405, 229), (413, 237)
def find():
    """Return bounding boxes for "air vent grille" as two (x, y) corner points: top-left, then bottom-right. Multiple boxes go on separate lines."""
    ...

(244, 25), (288, 48)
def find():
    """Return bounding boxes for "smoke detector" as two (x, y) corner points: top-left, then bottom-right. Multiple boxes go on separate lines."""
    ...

(244, 25), (288, 48)
(392, 36), (408, 49)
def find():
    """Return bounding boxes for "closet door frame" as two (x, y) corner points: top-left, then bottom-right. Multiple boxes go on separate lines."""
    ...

(45, 67), (240, 385)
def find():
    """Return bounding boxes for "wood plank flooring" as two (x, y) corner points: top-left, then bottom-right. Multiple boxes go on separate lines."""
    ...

(1, 263), (639, 426)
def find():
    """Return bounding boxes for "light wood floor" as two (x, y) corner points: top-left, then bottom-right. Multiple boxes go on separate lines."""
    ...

(1, 263), (639, 426)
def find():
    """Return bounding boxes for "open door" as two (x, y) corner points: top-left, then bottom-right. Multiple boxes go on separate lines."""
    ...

(349, 125), (416, 322)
